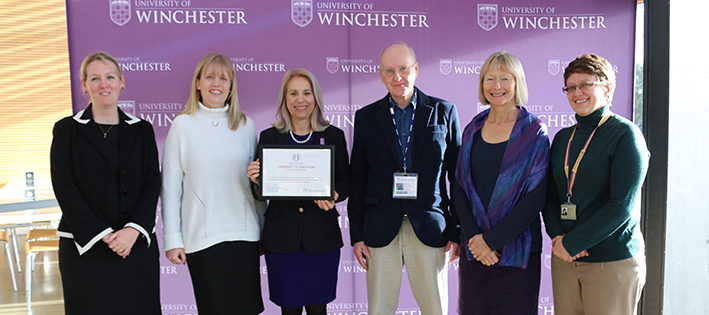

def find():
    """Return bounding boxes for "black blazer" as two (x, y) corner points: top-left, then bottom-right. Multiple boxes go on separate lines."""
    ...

(348, 88), (462, 248)
(50, 105), (161, 251)
(256, 126), (351, 253)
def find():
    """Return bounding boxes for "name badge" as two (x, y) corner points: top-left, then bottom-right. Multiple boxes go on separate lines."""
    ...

(393, 172), (418, 199)
(560, 203), (577, 220)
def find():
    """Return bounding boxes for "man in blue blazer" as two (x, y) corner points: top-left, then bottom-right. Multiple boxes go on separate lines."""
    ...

(348, 42), (462, 315)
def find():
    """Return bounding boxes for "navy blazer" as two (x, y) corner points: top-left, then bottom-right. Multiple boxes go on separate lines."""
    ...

(348, 88), (461, 248)
(50, 105), (161, 254)
(256, 126), (351, 253)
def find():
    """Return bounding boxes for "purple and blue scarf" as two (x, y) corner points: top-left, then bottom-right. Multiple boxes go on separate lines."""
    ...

(455, 106), (549, 268)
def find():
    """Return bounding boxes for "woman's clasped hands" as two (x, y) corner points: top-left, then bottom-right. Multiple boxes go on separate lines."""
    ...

(102, 227), (140, 259)
(551, 234), (589, 262)
(468, 234), (500, 267)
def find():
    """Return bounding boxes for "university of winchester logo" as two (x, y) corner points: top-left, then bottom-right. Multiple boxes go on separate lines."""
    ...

(292, 0), (313, 27)
(117, 100), (136, 116)
(477, 4), (498, 31)
(545, 254), (552, 269)
(548, 60), (560, 75)
(439, 59), (452, 75)
(326, 57), (339, 74)
(110, 0), (131, 26)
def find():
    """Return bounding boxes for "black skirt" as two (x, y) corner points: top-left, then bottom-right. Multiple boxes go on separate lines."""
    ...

(458, 247), (541, 315)
(186, 241), (264, 315)
(59, 234), (161, 315)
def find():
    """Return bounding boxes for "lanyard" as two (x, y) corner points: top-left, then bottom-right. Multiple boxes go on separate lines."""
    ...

(390, 93), (417, 173)
(564, 112), (611, 201)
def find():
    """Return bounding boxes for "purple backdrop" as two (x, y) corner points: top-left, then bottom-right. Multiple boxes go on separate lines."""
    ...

(66, 1), (636, 314)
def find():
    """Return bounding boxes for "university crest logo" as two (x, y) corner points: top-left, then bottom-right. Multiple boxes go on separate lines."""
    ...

(326, 57), (339, 74)
(117, 100), (136, 116)
(110, 0), (131, 26)
(477, 4), (498, 31)
(439, 59), (452, 75)
(544, 254), (552, 269)
(292, 0), (313, 27)
(548, 60), (560, 75)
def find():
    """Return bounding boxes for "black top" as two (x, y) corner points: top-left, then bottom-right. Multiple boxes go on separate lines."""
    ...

(452, 131), (545, 253)
(52, 105), (161, 246)
(470, 131), (506, 212)
(97, 123), (121, 225)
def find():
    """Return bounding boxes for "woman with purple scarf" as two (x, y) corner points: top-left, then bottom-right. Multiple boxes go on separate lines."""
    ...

(452, 51), (550, 314)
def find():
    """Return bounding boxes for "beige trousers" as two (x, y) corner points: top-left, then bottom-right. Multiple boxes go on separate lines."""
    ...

(366, 216), (448, 315)
(551, 253), (646, 315)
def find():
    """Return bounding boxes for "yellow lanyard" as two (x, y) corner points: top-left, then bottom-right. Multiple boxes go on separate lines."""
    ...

(563, 112), (611, 198)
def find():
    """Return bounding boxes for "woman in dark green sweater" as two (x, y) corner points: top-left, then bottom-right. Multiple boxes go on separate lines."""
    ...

(542, 54), (649, 315)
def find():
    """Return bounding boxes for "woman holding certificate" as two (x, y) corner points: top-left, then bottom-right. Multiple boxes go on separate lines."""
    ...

(542, 54), (649, 315)
(247, 68), (350, 315)
(161, 53), (266, 314)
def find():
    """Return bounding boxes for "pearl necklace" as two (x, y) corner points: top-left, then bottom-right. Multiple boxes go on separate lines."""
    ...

(209, 111), (220, 127)
(200, 103), (227, 127)
(290, 130), (313, 144)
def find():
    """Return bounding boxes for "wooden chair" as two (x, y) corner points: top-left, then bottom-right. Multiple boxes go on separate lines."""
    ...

(0, 231), (17, 291)
(25, 231), (59, 311)
(0, 225), (22, 273)
(25, 228), (58, 271)
(0, 220), (54, 273)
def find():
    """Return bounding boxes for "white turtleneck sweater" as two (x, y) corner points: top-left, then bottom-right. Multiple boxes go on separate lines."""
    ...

(161, 103), (266, 253)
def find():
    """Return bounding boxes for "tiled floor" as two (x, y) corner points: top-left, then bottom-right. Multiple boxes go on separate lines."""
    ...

(0, 234), (64, 315)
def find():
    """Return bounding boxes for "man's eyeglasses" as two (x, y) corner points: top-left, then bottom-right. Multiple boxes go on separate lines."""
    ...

(382, 63), (416, 77)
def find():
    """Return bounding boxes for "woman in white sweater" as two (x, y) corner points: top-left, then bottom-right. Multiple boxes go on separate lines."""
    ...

(161, 52), (266, 314)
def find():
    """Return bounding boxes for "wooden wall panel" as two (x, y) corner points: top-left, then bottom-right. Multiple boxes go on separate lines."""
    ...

(0, 0), (72, 199)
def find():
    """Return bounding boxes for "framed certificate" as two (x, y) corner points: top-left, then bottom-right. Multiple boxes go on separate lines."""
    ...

(258, 144), (335, 200)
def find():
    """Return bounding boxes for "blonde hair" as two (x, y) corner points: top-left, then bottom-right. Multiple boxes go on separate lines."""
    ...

(80, 51), (123, 105)
(180, 52), (246, 131)
(272, 68), (330, 133)
(478, 51), (529, 106)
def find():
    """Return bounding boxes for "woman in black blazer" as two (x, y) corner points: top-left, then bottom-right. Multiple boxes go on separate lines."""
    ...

(50, 51), (161, 315)
(247, 68), (350, 315)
